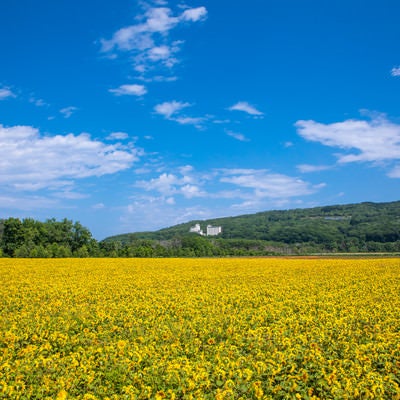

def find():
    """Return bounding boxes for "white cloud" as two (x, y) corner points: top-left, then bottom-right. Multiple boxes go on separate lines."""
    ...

(228, 101), (263, 116)
(219, 169), (321, 198)
(60, 106), (78, 118)
(126, 165), (324, 231)
(146, 42), (181, 67)
(107, 131), (129, 140)
(148, 45), (171, 61)
(295, 114), (400, 174)
(391, 66), (400, 76)
(0, 124), (140, 191)
(216, 168), (259, 175)
(0, 194), (59, 210)
(387, 165), (400, 178)
(166, 196), (175, 205)
(135, 169), (205, 198)
(136, 172), (180, 195)
(100, 4), (207, 77)
(53, 190), (89, 200)
(154, 100), (205, 128)
(212, 119), (231, 124)
(154, 100), (190, 118)
(140, 75), (178, 82)
(180, 184), (206, 198)
(174, 116), (204, 126)
(297, 164), (332, 173)
(179, 165), (194, 174)
(29, 97), (47, 107)
(134, 166), (322, 208)
(122, 196), (211, 232)
(109, 84), (147, 96)
(181, 7), (208, 22)
(226, 130), (250, 142)
(0, 88), (16, 100)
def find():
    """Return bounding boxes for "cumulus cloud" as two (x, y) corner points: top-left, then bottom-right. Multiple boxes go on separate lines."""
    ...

(0, 194), (59, 210)
(107, 131), (129, 140)
(122, 196), (211, 232)
(226, 130), (250, 142)
(53, 190), (88, 200)
(180, 184), (205, 198)
(218, 169), (322, 199)
(174, 116), (204, 126)
(109, 84), (147, 96)
(60, 106), (78, 118)
(134, 165), (322, 207)
(126, 164), (325, 231)
(136, 172), (181, 195)
(181, 7), (208, 22)
(0, 124), (140, 191)
(100, 3), (207, 78)
(146, 42), (182, 68)
(154, 100), (205, 127)
(388, 165), (400, 178)
(0, 87), (16, 100)
(135, 169), (205, 198)
(297, 164), (333, 173)
(29, 97), (47, 107)
(228, 101), (263, 116)
(295, 114), (400, 177)
(154, 100), (190, 118)
(391, 66), (400, 76)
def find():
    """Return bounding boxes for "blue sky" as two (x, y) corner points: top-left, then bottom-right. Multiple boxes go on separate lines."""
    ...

(1, 0), (400, 239)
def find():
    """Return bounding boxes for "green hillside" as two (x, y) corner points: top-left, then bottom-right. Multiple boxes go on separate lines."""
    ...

(103, 200), (400, 254)
(2, 201), (399, 257)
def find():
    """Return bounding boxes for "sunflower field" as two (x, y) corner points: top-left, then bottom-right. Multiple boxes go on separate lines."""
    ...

(0, 258), (399, 399)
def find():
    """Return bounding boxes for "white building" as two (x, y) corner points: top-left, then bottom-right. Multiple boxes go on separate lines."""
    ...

(206, 225), (222, 236)
(189, 223), (222, 236)
(189, 223), (204, 235)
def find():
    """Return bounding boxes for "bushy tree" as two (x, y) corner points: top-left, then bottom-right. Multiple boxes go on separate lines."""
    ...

(2, 218), (25, 256)
(0, 217), (95, 258)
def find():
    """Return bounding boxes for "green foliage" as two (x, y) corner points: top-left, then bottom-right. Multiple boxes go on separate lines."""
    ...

(2, 201), (400, 257)
(2, 218), (25, 256)
(103, 200), (400, 256)
(0, 218), (95, 258)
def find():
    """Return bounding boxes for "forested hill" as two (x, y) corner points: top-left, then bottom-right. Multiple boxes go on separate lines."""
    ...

(104, 201), (400, 252)
(1, 201), (400, 257)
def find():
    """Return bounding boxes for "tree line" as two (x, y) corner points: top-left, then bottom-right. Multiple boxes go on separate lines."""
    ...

(0, 218), (100, 257)
(103, 201), (400, 255)
(0, 218), (310, 258)
(1, 205), (400, 257)
(0, 218), (282, 257)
